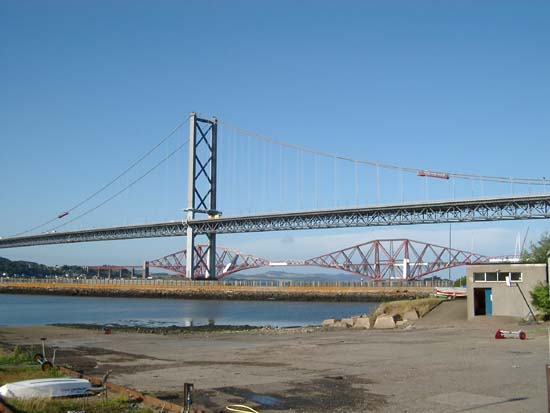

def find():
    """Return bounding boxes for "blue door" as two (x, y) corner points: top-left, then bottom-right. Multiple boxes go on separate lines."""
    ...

(485, 288), (493, 316)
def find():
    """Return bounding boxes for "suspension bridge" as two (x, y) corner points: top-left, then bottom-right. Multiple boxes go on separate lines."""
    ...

(1, 113), (549, 280)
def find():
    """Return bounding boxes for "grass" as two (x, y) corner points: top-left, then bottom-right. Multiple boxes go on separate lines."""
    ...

(7, 395), (155, 413)
(0, 366), (63, 386)
(0, 346), (62, 385)
(0, 347), (154, 413)
(0, 345), (35, 366)
(372, 297), (444, 320)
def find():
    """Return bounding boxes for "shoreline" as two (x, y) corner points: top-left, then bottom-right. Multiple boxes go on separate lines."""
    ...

(48, 322), (276, 335)
(0, 303), (546, 413)
(0, 283), (432, 302)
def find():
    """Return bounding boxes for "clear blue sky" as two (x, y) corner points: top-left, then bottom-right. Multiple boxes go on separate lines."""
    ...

(1, 1), (549, 268)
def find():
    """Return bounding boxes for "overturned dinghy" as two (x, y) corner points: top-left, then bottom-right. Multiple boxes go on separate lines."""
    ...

(0, 378), (93, 399)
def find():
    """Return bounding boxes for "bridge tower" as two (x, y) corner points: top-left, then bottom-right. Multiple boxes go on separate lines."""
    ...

(185, 113), (219, 279)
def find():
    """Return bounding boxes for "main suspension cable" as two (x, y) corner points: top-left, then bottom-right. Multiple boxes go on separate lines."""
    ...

(219, 120), (548, 186)
(12, 117), (190, 237)
(45, 140), (189, 233)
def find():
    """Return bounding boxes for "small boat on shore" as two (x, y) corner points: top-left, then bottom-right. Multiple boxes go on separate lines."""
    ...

(433, 287), (467, 298)
(0, 378), (92, 399)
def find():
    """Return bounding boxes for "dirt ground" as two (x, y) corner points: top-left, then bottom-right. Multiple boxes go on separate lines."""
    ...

(1, 300), (548, 412)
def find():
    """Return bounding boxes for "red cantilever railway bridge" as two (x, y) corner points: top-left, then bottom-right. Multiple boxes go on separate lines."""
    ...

(88, 238), (490, 281)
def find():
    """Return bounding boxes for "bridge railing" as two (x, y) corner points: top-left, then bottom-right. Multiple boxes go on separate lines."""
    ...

(0, 276), (453, 288)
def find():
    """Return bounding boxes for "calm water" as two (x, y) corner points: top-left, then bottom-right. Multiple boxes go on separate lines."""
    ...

(0, 294), (377, 327)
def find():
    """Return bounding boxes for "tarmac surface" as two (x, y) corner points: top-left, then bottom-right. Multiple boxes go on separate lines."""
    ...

(1, 300), (548, 412)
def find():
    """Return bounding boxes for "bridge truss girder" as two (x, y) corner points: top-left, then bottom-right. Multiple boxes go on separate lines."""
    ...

(304, 238), (489, 280)
(1, 195), (549, 249)
(146, 238), (488, 281)
(147, 246), (269, 279)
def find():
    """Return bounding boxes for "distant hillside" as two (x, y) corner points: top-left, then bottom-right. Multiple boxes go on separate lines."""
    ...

(0, 256), (87, 277)
(224, 270), (360, 281)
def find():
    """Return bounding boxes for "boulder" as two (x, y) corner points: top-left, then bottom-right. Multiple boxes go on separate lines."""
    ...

(404, 309), (419, 321)
(331, 320), (346, 328)
(392, 314), (403, 322)
(322, 318), (336, 327)
(341, 318), (354, 327)
(374, 314), (396, 329)
(396, 320), (407, 327)
(353, 317), (371, 329)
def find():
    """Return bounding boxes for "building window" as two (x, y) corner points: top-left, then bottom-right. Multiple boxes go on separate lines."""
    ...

(485, 272), (498, 282)
(472, 271), (523, 282)
(510, 272), (522, 281)
(473, 272), (485, 281)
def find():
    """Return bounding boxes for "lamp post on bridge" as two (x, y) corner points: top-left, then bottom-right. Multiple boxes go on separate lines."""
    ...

(184, 113), (220, 280)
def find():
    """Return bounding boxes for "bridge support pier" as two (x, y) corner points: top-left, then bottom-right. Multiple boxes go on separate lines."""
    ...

(185, 113), (218, 280)
(143, 261), (149, 279)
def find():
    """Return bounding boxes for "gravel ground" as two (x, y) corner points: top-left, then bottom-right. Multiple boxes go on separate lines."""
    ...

(0, 300), (547, 412)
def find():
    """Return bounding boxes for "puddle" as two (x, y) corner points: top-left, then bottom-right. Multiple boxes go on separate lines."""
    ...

(207, 376), (388, 412)
(247, 394), (282, 406)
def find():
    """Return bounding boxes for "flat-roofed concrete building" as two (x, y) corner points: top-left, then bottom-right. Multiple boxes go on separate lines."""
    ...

(466, 263), (546, 319)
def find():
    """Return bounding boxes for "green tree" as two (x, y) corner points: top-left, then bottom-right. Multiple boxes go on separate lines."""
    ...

(453, 276), (466, 287)
(530, 281), (550, 315)
(522, 232), (550, 263)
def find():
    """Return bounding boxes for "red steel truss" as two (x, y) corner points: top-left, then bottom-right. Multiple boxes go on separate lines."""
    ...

(303, 238), (489, 280)
(147, 245), (269, 279)
(102, 239), (490, 280)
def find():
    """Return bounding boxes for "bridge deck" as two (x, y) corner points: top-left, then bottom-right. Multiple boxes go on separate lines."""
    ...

(1, 194), (549, 248)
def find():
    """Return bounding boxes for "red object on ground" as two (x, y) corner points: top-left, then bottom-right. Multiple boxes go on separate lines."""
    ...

(495, 329), (526, 340)
(103, 328), (111, 335)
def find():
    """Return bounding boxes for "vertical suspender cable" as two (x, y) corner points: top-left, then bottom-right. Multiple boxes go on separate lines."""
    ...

(262, 142), (267, 209)
(400, 169), (404, 203)
(424, 175), (428, 201)
(353, 161), (359, 206)
(365, 166), (369, 205)
(297, 150), (301, 210)
(376, 164), (381, 203)
(232, 128), (238, 214)
(267, 141), (272, 210)
(300, 150), (304, 209)
(282, 147), (287, 211)
(479, 175), (484, 197)
(279, 145), (283, 211)
(246, 136), (251, 213)
(451, 176), (455, 200)
(333, 156), (337, 207)
(315, 154), (319, 208)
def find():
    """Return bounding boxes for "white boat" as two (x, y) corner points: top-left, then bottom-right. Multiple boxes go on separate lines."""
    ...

(433, 287), (467, 298)
(0, 377), (92, 399)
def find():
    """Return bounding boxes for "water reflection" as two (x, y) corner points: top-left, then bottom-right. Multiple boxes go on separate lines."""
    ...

(0, 294), (378, 328)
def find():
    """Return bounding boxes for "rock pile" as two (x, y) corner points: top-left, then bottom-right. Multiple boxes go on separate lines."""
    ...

(323, 308), (420, 330)
(322, 314), (371, 329)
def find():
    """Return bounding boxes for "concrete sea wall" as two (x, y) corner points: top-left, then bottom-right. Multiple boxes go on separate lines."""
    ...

(0, 281), (433, 302)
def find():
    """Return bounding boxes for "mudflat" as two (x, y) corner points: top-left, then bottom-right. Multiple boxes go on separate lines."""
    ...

(0, 301), (547, 412)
